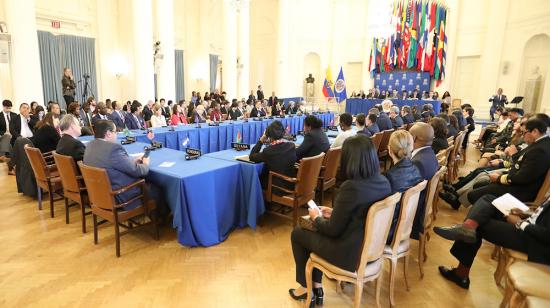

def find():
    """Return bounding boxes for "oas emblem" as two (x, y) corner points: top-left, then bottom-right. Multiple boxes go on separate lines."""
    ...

(402, 73), (407, 79)
(416, 73), (421, 79)
(389, 74), (393, 80)
(334, 79), (346, 93)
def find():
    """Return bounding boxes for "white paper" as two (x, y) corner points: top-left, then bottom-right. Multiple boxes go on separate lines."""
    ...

(491, 193), (530, 216)
(82, 140), (89, 144)
(307, 200), (322, 216)
(130, 152), (144, 157)
(158, 161), (176, 168)
(234, 154), (250, 162)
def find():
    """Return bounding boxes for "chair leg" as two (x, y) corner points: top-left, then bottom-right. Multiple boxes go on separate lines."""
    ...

(37, 187), (43, 210)
(353, 279), (364, 308)
(500, 275), (514, 308)
(305, 259), (314, 307)
(81, 202), (87, 234)
(375, 272), (383, 308)
(418, 234), (425, 279)
(151, 211), (159, 240)
(114, 214), (121, 257)
(64, 197), (69, 224)
(93, 214), (98, 244)
(494, 249), (507, 289)
(403, 254), (410, 291)
(319, 187), (324, 207)
(389, 257), (397, 307)
(335, 280), (343, 293)
(48, 185), (54, 218)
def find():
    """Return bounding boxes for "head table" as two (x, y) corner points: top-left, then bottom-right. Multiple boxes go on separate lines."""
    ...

(345, 98), (441, 115)
(80, 112), (334, 247)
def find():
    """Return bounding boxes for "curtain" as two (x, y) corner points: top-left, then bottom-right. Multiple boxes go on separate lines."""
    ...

(175, 49), (185, 101)
(37, 31), (97, 109)
(209, 54), (218, 93)
(37, 31), (63, 108)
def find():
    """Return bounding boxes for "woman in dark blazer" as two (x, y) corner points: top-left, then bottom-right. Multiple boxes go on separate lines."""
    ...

(383, 130), (423, 243)
(31, 112), (61, 153)
(289, 135), (392, 305)
(430, 117), (449, 154)
(249, 120), (296, 190)
(296, 116), (330, 160)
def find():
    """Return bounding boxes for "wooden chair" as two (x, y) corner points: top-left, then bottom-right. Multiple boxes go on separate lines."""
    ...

(418, 166), (447, 278)
(528, 169), (550, 207)
(316, 147), (341, 207)
(25, 146), (63, 218)
(78, 162), (159, 257)
(305, 192), (401, 308)
(500, 261), (550, 308)
(447, 132), (464, 183)
(371, 132), (384, 151)
(265, 153), (325, 226)
(383, 181), (427, 307)
(522, 296), (550, 308)
(53, 153), (90, 233)
(378, 129), (394, 169)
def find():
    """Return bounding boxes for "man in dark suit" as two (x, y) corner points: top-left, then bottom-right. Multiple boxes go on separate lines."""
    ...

(400, 90), (409, 100)
(489, 88), (508, 121)
(409, 89), (420, 99)
(108, 101), (126, 131)
(91, 102), (110, 127)
(79, 101), (93, 129)
(160, 98), (170, 120)
(256, 85), (264, 101)
(250, 101), (266, 118)
(0, 100), (17, 160)
(409, 122), (439, 239)
(435, 194), (550, 289)
(296, 115), (330, 160)
(389, 106), (404, 128)
(56, 114), (85, 162)
(83, 120), (149, 210)
(354, 113), (372, 137)
(366, 113), (380, 135)
(374, 108), (393, 131)
(125, 102), (145, 130)
(466, 118), (550, 205)
(401, 105), (415, 124)
(268, 92), (278, 107)
(9, 103), (37, 146)
(142, 100), (154, 122)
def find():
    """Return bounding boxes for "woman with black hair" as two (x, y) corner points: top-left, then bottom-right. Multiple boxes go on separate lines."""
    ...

(289, 135), (392, 306)
(430, 117), (449, 154)
(249, 120), (296, 189)
(296, 115), (329, 160)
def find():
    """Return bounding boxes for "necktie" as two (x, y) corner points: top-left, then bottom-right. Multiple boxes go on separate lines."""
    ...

(7, 113), (10, 122)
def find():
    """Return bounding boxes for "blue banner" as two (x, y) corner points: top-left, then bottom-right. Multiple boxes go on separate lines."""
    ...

(374, 71), (431, 95)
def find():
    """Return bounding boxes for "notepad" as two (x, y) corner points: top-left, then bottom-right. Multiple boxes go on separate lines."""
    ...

(130, 152), (144, 157)
(491, 193), (530, 216)
(234, 155), (256, 164)
(158, 161), (176, 168)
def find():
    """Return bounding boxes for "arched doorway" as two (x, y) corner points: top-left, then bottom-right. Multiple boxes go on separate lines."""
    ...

(303, 52), (321, 102)
(518, 34), (550, 113)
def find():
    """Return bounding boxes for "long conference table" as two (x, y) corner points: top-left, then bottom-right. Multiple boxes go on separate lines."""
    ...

(345, 98), (441, 115)
(81, 113), (334, 247)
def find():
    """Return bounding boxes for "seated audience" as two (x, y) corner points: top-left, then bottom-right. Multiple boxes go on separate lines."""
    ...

(366, 113), (380, 135)
(434, 194), (550, 289)
(384, 130), (423, 243)
(355, 113), (371, 136)
(83, 120), (150, 210)
(409, 122), (439, 239)
(150, 104), (167, 127)
(228, 102), (243, 120)
(286, 101), (299, 114)
(296, 115), (330, 160)
(462, 106), (476, 149)
(125, 101), (146, 129)
(272, 100), (285, 117)
(91, 102), (110, 127)
(389, 106), (404, 129)
(142, 100), (154, 122)
(10, 102), (37, 146)
(430, 117), (449, 154)
(0, 99), (16, 161)
(331, 113), (356, 148)
(56, 114), (85, 162)
(170, 104), (187, 125)
(401, 105), (415, 124)
(250, 101), (267, 118)
(249, 121), (296, 190)
(209, 102), (223, 122)
(31, 112), (61, 153)
(109, 100), (126, 131)
(289, 135), (391, 305)
(448, 114), (459, 138)
(375, 105), (393, 131)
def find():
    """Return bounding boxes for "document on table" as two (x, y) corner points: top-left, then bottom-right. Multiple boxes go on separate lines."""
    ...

(130, 152), (144, 157)
(234, 154), (256, 164)
(491, 193), (530, 216)
(158, 161), (176, 168)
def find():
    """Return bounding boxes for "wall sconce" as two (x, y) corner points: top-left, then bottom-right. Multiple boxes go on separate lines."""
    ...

(115, 73), (122, 80)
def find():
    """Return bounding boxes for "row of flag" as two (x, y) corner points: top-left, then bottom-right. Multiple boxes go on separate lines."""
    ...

(368, 0), (448, 86)
(323, 66), (347, 103)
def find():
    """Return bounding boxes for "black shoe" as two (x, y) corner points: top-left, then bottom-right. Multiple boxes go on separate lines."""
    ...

(438, 266), (470, 289)
(433, 224), (477, 244)
(313, 287), (324, 306)
(443, 184), (456, 193)
(289, 289), (315, 307)
(439, 191), (461, 210)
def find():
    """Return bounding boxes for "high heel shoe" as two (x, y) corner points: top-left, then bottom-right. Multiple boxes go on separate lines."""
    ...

(289, 289), (315, 307)
(313, 287), (324, 306)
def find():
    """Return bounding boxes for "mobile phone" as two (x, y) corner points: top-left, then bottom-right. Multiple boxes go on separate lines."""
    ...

(143, 148), (151, 159)
(307, 200), (321, 215)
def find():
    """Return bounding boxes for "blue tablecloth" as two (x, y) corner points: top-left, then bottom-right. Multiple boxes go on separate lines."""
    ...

(120, 142), (265, 247)
(81, 113), (335, 154)
(345, 98), (441, 115)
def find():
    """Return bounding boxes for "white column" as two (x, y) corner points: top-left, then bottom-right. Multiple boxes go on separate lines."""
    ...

(476, 0), (510, 116)
(237, 0), (250, 100)
(4, 0), (44, 108)
(155, 0), (176, 101)
(222, 0), (237, 99)
(275, 0), (290, 97)
(132, 0), (155, 104)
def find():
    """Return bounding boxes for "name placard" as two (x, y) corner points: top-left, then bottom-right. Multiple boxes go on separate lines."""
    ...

(231, 142), (251, 151)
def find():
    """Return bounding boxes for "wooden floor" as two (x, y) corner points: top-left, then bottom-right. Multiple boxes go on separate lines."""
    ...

(0, 141), (503, 307)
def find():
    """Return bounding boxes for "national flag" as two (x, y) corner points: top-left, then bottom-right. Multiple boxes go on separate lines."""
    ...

(407, 1), (419, 68)
(334, 67), (347, 103)
(322, 67), (335, 98)
(419, 0), (429, 71)
(435, 8), (446, 83)
(236, 131), (242, 143)
(147, 130), (154, 140)
(182, 136), (190, 147)
(286, 125), (291, 134)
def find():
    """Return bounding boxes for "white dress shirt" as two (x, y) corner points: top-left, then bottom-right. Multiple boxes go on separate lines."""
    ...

(20, 116), (33, 138)
(150, 115), (167, 128)
(331, 129), (356, 148)
(3, 112), (10, 133)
